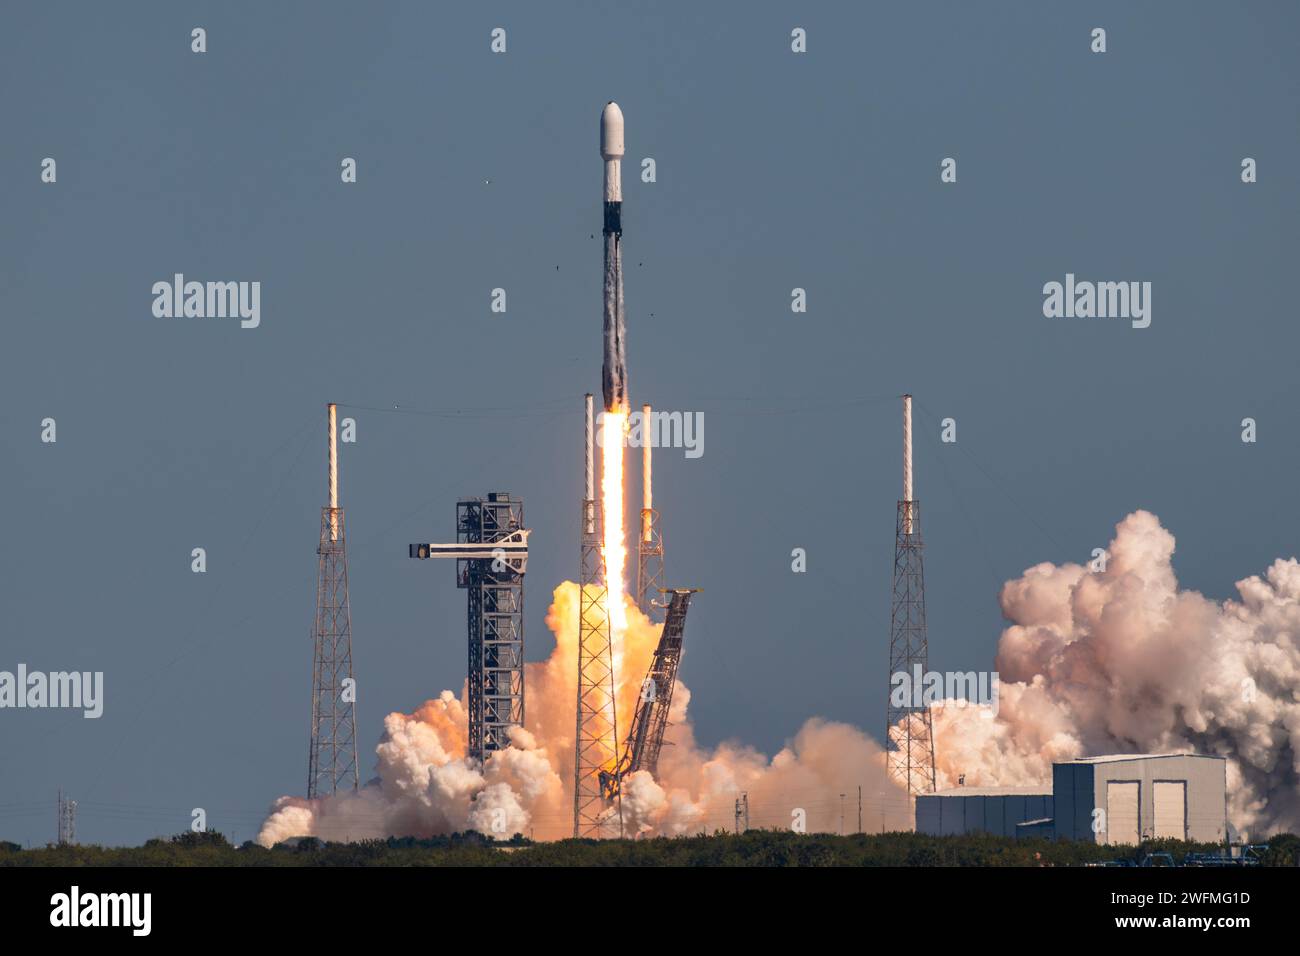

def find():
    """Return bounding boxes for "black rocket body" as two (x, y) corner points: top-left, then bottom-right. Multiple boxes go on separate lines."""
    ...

(600, 102), (628, 411)
(602, 233), (626, 412)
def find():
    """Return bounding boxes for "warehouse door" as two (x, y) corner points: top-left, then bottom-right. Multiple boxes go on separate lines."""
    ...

(1106, 781), (1140, 845)
(1153, 781), (1187, 839)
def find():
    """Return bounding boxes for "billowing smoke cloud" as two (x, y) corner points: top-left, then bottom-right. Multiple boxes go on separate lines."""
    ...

(260, 509), (1298, 846)
(258, 583), (907, 845)
(258, 695), (565, 845)
(932, 510), (1300, 838)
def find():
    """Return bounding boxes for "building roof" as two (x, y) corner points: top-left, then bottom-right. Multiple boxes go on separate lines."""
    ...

(1061, 752), (1225, 765)
(926, 785), (1051, 797)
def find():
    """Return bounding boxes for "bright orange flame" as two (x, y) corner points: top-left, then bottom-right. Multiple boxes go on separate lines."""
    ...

(601, 408), (628, 681)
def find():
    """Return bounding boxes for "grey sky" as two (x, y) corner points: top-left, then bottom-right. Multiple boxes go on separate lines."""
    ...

(1, 1), (1297, 846)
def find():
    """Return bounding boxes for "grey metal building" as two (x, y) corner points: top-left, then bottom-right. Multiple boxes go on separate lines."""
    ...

(1051, 753), (1228, 845)
(915, 753), (1228, 845)
(915, 786), (1052, 838)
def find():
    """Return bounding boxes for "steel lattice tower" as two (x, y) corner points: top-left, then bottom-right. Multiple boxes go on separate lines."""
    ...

(885, 395), (937, 795)
(408, 497), (530, 765)
(600, 586), (699, 801)
(457, 494), (526, 762)
(308, 404), (359, 799)
(56, 789), (76, 845)
(636, 403), (665, 622)
(575, 394), (622, 837)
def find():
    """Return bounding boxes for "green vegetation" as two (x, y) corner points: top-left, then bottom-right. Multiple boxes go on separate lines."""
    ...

(2, 828), (1296, 867)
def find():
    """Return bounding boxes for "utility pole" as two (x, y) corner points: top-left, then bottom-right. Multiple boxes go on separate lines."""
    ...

(858, 786), (862, 834)
(840, 793), (846, 835)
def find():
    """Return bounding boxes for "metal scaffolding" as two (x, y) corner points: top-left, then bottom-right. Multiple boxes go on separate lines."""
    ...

(458, 495), (526, 762)
(308, 404), (359, 798)
(601, 587), (697, 800)
(56, 789), (76, 845)
(637, 511), (664, 622)
(409, 494), (528, 764)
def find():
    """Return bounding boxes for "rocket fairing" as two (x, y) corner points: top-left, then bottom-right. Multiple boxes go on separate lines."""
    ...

(601, 101), (628, 412)
(601, 101), (624, 234)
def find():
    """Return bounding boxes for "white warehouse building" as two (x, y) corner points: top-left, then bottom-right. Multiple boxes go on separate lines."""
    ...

(1052, 753), (1228, 844)
(915, 754), (1228, 845)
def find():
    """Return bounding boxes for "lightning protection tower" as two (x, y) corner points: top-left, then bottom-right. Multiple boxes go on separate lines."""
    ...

(885, 394), (937, 795)
(575, 393), (621, 837)
(307, 403), (359, 798)
(636, 403), (665, 623)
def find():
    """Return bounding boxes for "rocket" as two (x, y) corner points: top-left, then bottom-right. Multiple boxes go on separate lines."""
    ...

(601, 101), (628, 412)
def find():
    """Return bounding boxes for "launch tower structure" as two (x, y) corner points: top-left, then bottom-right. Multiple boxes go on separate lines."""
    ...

(409, 494), (528, 764)
(308, 403), (359, 798)
(885, 394), (938, 795)
(600, 587), (698, 800)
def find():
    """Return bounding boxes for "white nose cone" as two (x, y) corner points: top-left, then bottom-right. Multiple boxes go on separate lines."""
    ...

(600, 101), (625, 160)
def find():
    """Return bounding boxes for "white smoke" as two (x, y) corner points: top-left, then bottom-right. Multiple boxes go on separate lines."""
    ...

(259, 509), (1300, 846)
(257, 583), (907, 845)
(933, 510), (1300, 837)
(259, 695), (567, 845)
